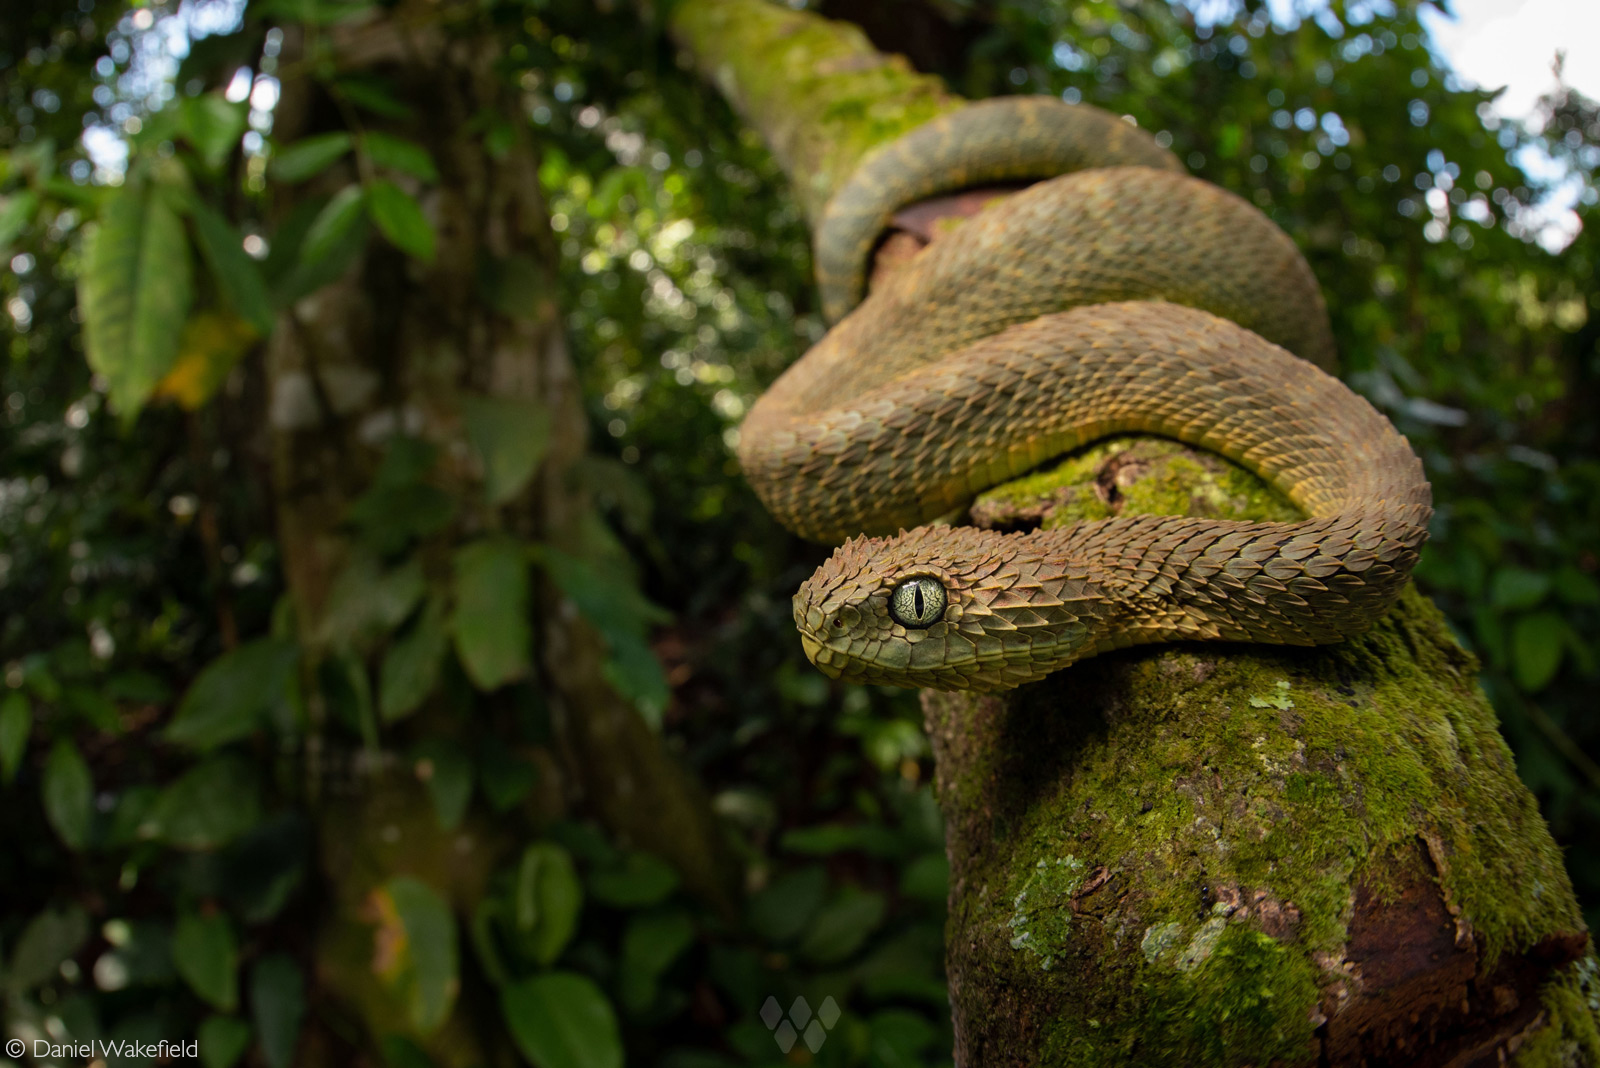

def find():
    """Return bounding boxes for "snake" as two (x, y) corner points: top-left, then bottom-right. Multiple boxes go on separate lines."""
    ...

(736, 97), (1433, 693)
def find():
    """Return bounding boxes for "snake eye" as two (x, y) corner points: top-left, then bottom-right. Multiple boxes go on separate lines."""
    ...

(889, 576), (947, 629)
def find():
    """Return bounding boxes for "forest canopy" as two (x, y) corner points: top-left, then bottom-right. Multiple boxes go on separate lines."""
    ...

(1, 0), (1598, 1065)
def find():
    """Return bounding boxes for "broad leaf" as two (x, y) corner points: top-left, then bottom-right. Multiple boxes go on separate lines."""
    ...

(147, 754), (263, 849)
(181, 93), (249, 171)
(6, 905), (89, 992)
(747, 866), (827, 944)
(514, 843), (582, 966)
(198, 1015), (253, 1068)
(412, 738), (472, 830)
(1511, 611), (1567, 692)
(155, 310), (259, 410)
(461, 395), (551, 505)
(1490, 567), (1551, 611)
(798, 887), (885, 963)
(187, 197), (274, 334)
(0, 189), (40, 249)
(269, 132), (353, 183)
(0, 689), (31, 784)
(166, 638), (298, 751)
(366, 179), (435, 263)
(315, 554), (425, 649)
(250, 954), (304, 1068)
(173, 912), (240, 1011)
(587, 851), (678, 909)
(43, 739), (93, 850)
(381, 597), (450, 722)
(451, 539), (531, 690)
(78, 164), (195, 416)
(501, 973), (622, 1068)
(618, 909), (693, 1011)
(362, 133), (439, 181)
(301, 185), (367, 267)
(373, 876), (459, 1036)
(536, 548), (670, 724)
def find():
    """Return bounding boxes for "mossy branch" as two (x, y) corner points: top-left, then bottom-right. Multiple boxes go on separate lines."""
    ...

(667, 0), (961, 222)
(669, 1), (1598, 1062)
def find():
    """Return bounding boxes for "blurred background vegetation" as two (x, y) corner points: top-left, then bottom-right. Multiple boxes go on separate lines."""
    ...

(1, 0), (1596, 1065)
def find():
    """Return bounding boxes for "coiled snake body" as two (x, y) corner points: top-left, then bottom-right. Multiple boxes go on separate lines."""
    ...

(738, 97), (1432, 693)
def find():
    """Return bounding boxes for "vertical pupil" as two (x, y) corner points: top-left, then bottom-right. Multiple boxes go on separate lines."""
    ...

(913, 585), (925, 617)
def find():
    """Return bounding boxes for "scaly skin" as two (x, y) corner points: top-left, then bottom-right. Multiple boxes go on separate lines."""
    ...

(739, 98), (1433, 692)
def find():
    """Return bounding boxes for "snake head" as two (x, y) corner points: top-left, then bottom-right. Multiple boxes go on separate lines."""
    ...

(793, 526), (1105, 693)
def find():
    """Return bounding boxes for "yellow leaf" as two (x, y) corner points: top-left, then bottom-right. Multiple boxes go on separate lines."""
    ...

(154, 310), (258, 409)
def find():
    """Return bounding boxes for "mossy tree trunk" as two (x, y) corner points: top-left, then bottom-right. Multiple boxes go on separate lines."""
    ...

(669, 1), (1599, 1063)
(263, 4), (736, 1060)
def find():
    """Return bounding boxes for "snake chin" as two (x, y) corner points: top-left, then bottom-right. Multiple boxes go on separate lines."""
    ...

(793, 526), (1104, 692)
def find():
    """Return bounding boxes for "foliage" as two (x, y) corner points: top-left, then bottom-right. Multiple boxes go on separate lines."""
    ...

(0, 0), (1596, 1065)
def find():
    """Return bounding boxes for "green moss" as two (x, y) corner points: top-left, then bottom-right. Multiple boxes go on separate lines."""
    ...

(669, 0), (962, 221)
(970, 437), (1300, 531)
(1515, 956), (1600, 1067)
(930, 434), (1593, 1063)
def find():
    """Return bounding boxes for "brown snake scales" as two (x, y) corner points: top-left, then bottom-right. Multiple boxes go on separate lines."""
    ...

(735, 97), (1433, 693)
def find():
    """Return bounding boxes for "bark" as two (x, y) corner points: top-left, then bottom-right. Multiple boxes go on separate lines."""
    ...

(262, 4), (737, 1059)
(669, 1), (1600, 1064)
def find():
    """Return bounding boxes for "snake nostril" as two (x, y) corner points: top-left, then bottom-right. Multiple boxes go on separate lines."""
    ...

(833, 618), (844, 628)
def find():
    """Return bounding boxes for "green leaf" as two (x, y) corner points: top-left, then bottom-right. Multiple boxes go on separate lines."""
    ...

(412, 738), (472, 830)
(899, 852), (950, 904)
(461, 395), (552, 505)
(147, 754), (263, 850)
(747, 866), (827, 944)
(378, 876), (459, 1036)
(361, 133), (439, 182)
(1511, 611), (1567, 692)
(501, 973), (623, 1068)
(381, 597), (450, 722)
(381, 1035), (436, 1068)
(587, 851), (678, 909)
(618, 909), (694, 1011)
(198, 1015), (253, 1068)
(78, 164), (195, 416)
(798, 887), (886, 963)
(0, 189), (40, 249)
(181, 93), (249, 171)
(6, 905), (89, 992)
(166, 638), (299, 751)
(269, 132), (353, 183)
(1, 689), (31, 784)
(478, 746), (538, 812)
(186, 198), (275, 335)
(514, 843), (582, 966)
(250, 954), (304, 1068)
(1554, 566), (1600, 606)
(301, 184), (368, 267)
(366, 179), (436, 263)
(1490, 567), (1551, 610)
(451, 538), (531, 690)
(535, 548), (670, 723)
(315, 554), (426, 649)
(173, 912), (240, 1011)
(336, 76), (412, 118)
(43, 739), (93, 849)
